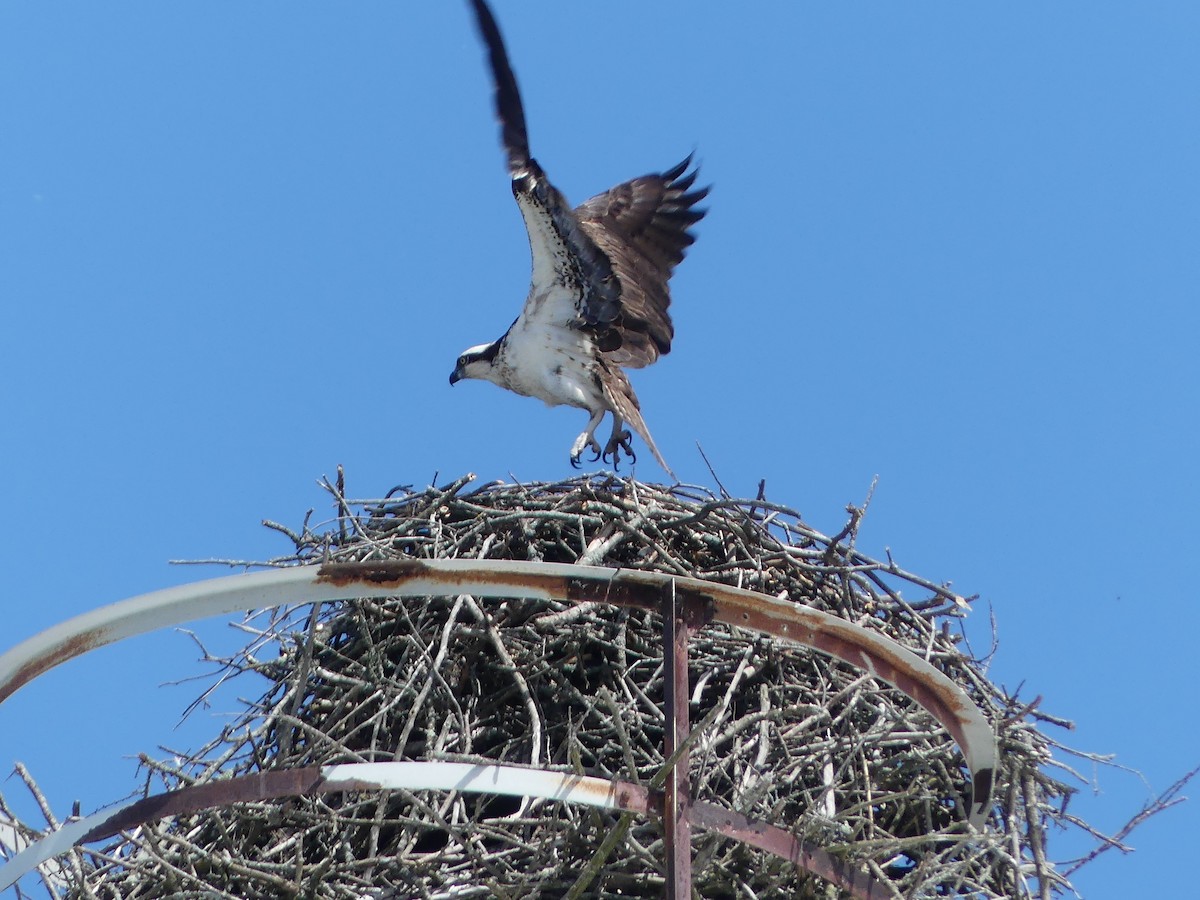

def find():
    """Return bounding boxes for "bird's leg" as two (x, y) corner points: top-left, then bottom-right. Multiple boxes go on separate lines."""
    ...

(602, 415), (636, 470)
(570, 409), (606, 469)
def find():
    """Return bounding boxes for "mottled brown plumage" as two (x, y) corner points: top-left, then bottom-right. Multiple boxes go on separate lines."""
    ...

(576, 157), (709, 369)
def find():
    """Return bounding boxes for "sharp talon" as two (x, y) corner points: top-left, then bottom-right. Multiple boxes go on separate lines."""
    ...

(570, 454), (582, 469)
(602, 429), (636, 470)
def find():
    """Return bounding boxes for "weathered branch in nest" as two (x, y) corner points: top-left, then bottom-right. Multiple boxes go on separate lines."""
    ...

(1061, 763), (1198, 877)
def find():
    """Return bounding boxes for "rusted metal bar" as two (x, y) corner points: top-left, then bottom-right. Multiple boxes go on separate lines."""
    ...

(0, 763), (657, 893)
(661, 581), (693, 899)
(0, 559), (997, 828)
(0, 763), (892, 899)
(688, 800), (891, 899)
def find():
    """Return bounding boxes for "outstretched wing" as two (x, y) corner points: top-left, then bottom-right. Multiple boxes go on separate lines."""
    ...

(575, 156), (709, 368)
(466, 0), (620, 338)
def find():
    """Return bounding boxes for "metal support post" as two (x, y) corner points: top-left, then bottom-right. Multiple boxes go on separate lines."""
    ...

(662, 581), (693, 899)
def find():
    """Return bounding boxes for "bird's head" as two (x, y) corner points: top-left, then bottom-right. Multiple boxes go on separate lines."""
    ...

(449, 340), (502, 386)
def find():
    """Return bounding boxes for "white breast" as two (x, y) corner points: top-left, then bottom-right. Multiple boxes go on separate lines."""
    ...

(497, 316), (605, 411)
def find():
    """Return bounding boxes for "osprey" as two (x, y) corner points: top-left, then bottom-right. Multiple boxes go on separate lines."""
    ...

(449, 0), (707, 480)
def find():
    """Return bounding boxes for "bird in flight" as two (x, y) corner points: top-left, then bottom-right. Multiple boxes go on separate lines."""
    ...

(449, 0), (708, 480)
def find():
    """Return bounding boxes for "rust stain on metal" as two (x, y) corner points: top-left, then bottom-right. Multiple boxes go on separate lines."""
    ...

(0, 629), (110, 706)
(565, 576), (657, 611)
(79, 768), (325, 844)
(565, 577), (716, 629)
(565, 775), (650, 815)
(558, 776), (613, 804)
(317, 560), (570, 599)
(676, 588), (716, 629)
(710, 590), (973, 751)
(662, 593), (694, 900)
(689, 800), (891, 900)
(609, 779), (658, 817)
(316, 560), (432, 587)
(700, 581), (994, 822)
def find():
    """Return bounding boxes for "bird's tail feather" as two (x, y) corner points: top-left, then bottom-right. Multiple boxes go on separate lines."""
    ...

(604, 367), (676, 481)
(623, 406), (676, 482)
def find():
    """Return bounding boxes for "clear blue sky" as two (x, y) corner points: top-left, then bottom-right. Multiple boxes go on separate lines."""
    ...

(2, 2), (1197, 896)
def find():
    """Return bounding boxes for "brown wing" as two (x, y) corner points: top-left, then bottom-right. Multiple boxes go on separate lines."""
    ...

(575, 155), (709, 368)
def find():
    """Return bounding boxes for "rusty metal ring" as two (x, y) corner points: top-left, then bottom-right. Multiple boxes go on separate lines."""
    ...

(0, 560), (996, 893)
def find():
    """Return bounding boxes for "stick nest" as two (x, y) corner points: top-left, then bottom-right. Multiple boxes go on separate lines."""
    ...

(39, 473), (1093, 898)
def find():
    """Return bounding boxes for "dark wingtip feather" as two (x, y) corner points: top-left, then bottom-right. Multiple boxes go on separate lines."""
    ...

(662, 153), (695, 183)
(663, 156), (710, 224)
(467, 0), (531, 174)
(673, 171), (698, 194)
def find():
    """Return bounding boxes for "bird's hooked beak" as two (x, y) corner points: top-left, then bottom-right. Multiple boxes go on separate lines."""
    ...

(450, 342), (497, 386)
